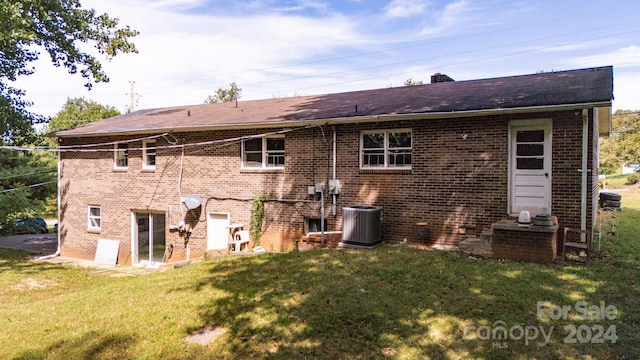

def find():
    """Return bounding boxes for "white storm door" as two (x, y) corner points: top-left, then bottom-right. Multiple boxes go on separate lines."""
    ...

(207, 213), (230, 250)
(509, 120), (552, 216)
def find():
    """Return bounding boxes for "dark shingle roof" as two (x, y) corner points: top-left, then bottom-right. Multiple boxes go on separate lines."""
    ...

(54, 66), (613, 137)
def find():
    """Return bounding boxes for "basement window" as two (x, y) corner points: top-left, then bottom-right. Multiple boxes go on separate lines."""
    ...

(361, 129), (412, 169)
(242, 136), (285, 169)
(305, 218), (328, 234)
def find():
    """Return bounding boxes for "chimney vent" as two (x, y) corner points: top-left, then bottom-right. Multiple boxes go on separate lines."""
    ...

(431, 73), (455, 83)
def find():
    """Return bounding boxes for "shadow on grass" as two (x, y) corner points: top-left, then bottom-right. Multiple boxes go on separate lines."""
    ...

(0, 248), (65, 274)
(179, 245), (636, 359)
(12, 331), (137, 360)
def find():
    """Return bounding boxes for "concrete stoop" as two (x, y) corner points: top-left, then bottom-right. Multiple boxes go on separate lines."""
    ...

(458, 231), (493, 257)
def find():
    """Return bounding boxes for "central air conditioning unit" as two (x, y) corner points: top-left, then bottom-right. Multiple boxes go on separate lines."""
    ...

(340, 206), (383, 247)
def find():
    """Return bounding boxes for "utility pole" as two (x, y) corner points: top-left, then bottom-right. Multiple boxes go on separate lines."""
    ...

(129, 81), (136, 112)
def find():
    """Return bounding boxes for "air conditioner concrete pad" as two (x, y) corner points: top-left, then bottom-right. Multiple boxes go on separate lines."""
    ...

(338, 241), (385, 249)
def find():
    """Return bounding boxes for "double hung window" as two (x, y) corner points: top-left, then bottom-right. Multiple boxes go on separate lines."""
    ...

(361, 130), (412, 169)
(88, 206), (101, 230)
(143, 140), (156, 169)
(114, 142), (128, 169)
(242, 136), (285, 169)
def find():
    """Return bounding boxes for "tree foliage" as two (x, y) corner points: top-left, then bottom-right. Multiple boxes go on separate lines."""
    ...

(0, 0), (137, 230)
(600, 110), (640, 174)
(204, 82), (242, 104)
(47, 97), (120, 133)
(0, 149), (57, 234)
(403, 79), (424, 86)
(0, 0), (138, 144)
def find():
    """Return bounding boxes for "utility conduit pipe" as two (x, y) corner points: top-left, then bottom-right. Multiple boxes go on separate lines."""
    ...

(305, 231), (343, 246)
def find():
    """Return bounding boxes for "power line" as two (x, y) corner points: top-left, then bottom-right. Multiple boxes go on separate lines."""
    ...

(0, 181), (57, 193)
(0, 125), (315, 153)
(253, 27), (640, 98)
(0, 168), (56, 181)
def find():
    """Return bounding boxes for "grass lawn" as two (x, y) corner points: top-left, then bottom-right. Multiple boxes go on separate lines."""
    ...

(1, 192), (639, 359)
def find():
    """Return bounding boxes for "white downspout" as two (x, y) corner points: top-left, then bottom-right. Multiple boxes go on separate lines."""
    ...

(332, 126), (337, 216)
(39, 150), (61, 260)
(580, 109), (589, 233)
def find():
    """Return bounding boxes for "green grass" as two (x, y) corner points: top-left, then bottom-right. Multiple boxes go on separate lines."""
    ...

(1, 193), (639, 359)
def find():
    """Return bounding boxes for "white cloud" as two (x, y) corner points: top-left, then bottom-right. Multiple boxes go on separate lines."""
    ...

(570, 45), (640, 68)
(613, 71), (640, 111)
(15, 0), (369, 116)
(418, 0), (473, 37)
(385, 0), (429, 18)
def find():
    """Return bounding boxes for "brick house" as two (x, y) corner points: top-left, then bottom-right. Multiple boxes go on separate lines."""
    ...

(52, 66), (613, 265)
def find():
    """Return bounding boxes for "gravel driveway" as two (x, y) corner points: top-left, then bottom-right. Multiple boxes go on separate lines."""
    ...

(0, 233), (58, 256)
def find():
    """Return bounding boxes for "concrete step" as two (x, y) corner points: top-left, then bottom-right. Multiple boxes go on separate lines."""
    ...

(458, 237), (493, 257)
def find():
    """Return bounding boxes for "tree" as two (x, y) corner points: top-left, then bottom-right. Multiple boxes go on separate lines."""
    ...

(0, 0), (139, 145)
(47, 97), (121, 133)
(403, 79), (424, 86)
(0, 1), (137, 231)
(204, 82), (242, 104)
(0, 149), (57, 233)
(599, 110), (640, 174)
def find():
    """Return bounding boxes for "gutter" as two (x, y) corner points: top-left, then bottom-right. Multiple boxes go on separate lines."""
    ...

(53, 102), (612, 138)
(332, 126), (337, 217)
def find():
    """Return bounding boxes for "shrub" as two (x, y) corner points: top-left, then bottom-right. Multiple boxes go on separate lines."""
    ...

(627, 173), (639, 185)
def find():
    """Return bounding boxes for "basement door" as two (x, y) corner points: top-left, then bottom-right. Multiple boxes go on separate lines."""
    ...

(133, 212), (166, 264)
(509, 119), (552, 216)
(207, 212), (230, 250)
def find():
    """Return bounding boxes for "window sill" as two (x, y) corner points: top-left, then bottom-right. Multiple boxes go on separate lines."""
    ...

(359, 168), (412, 174)
(240, 168), (285, 174)
(113, 168), (128, 172)
(141, 168), (156, 173)
(87, 228), (101, 234)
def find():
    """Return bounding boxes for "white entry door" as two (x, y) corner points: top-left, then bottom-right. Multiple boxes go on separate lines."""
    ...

(509, 120), (552, 216)
(207, 213), (230, 250)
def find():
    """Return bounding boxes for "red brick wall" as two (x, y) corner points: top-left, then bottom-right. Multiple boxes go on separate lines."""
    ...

(58, 110), (594, 264)
(492, 228), (558, 263)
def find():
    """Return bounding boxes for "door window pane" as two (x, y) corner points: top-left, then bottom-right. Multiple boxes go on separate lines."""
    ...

(137, 213), (149, 261)
(517, 158), (544, 170)
(516, 130), (544, 142)
(517, 144), (544, 156)
(152, 214), (166, 262)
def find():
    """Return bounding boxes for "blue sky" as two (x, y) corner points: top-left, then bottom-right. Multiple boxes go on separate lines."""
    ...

(15, 0), (640, 117)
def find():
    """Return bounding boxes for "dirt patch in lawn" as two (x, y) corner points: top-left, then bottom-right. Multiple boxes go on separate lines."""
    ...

(11, 277), (58, 291)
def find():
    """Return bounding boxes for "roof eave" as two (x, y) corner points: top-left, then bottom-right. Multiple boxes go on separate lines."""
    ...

(54, 101), (612, 138)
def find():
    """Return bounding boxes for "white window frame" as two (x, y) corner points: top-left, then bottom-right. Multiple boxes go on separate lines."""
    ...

(88, 205), (101, 230)
(360, 129), (412, 169)
(114, 142), (128, 169)
(242, 136), (285, 169)
(142, 140), (156, 170)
